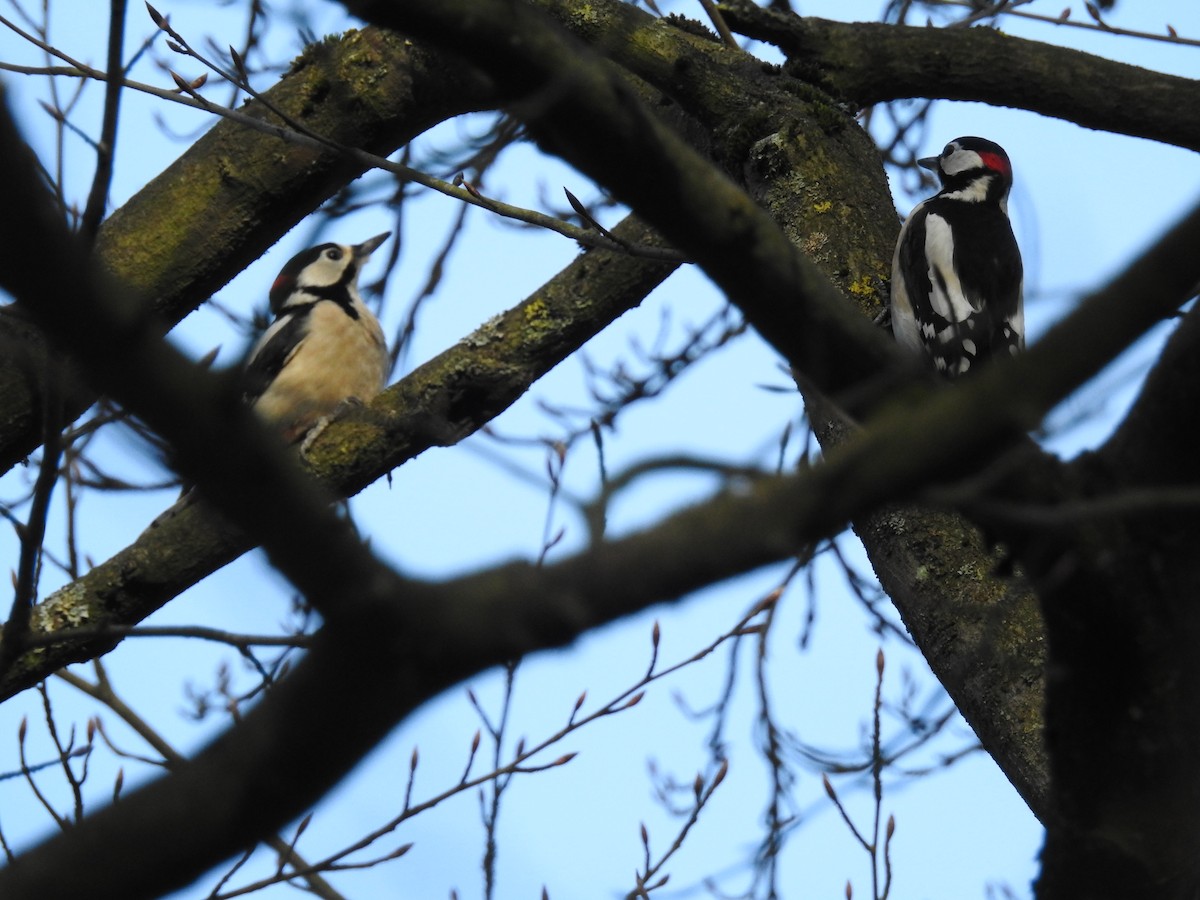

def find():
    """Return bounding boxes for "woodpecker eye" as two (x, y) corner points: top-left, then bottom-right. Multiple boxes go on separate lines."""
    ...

(325, 248), (343, 261)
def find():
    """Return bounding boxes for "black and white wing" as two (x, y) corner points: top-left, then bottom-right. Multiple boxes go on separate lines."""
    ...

(241, 306), (312, 406)
(892, 199), (1023, 377)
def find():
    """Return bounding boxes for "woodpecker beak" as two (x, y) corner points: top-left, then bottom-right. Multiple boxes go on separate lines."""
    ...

(353, 232), (391, 258)
(917, 155), (939, 172)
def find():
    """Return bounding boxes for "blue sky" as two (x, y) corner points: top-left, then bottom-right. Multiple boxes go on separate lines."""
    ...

(1, 1), (1199, 898)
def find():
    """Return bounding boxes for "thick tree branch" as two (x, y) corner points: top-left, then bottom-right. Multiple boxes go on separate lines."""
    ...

(0, 212), (678, 701)
(1096, 302), (1200, 485)
(328, 0), (1055, 824)
(720, 4), (1200, 153)
(525, 0), (902, 318)
(1022, 301), (1200, 896)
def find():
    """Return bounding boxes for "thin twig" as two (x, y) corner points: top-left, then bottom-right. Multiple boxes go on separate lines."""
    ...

(257, 609), (768, 893)
(38, 683), (89, 823)
(23, 623), (313, 651)
(58, 668), (346, 899)
(16, 718), (68, 830)
(626, 759), (728, 898)
(935, 0), (1200, 47)
(0, 361), (63, 677)
(480, 661), (518, 900)
(697, 0), (739, 49)
(79, 0), (127, 243)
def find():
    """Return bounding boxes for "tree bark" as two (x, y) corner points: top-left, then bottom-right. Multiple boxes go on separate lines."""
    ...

(720, 3), (1200, 152)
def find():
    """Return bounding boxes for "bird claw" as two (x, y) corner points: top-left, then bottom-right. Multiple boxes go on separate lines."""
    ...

(299, 416), (332, 456)
(298, 397), (366, 456)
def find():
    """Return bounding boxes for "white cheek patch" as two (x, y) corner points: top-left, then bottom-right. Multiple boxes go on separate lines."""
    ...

(941, 149), (982, 177)
(297, 254), (347, 288)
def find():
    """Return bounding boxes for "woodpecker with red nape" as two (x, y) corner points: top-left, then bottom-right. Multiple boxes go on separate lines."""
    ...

(242, 232), (391, 446)
(891, 137), (1024, 377)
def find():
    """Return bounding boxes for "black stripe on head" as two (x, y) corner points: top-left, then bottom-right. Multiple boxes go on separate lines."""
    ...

(269, 243), (344, 314)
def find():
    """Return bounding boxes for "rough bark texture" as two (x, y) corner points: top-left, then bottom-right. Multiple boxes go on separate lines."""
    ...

(720, 3), (1200, 153)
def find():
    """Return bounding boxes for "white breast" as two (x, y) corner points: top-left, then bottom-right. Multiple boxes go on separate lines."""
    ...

(253, 301), (388, 442)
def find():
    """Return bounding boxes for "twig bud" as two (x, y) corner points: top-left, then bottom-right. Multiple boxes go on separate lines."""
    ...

(145, 2), (167, 29)
(822, 773), (836, 800)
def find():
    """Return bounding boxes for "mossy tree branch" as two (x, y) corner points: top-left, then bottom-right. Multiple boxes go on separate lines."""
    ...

(720, 4), (1200, 153)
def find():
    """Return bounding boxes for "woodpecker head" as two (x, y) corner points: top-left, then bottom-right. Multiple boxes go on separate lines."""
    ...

(919, 137), (1013, 204)
(268, 231), (390, 315)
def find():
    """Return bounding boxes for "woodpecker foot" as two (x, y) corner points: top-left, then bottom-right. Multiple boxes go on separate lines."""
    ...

(298, 397), (367, 456)
(299, 416), (332, 456)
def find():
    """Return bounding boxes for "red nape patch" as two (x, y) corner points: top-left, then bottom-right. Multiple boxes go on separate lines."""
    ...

(979, 151), (1010, 175)
(268, 274), (294, 311)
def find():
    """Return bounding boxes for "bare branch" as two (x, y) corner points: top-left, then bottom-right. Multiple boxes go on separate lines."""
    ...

(720, 3), (1200, 152)
(78, 0), (127, 243)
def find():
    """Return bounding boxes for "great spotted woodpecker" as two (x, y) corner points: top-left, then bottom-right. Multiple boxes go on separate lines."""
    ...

(891, 137), (1024, 377)
(242, 233), (391, 444)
